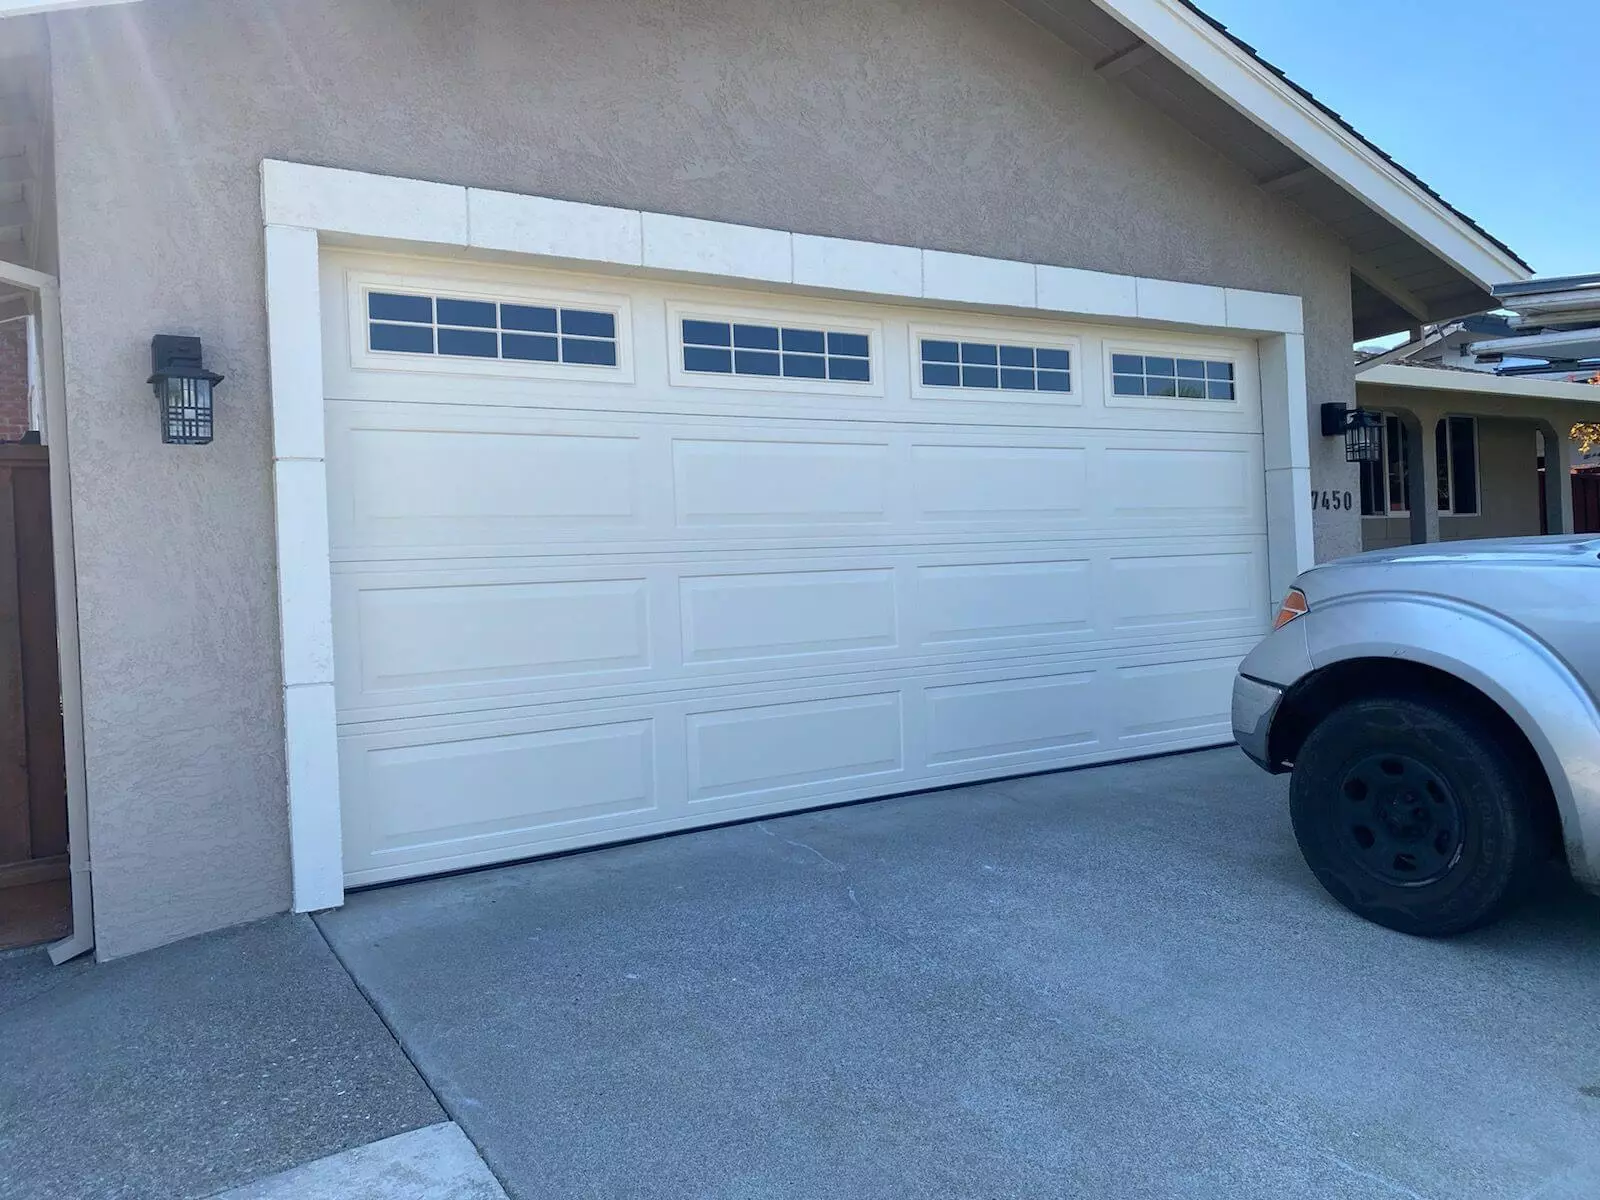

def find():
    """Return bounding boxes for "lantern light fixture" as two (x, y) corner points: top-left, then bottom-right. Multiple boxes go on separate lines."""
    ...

(149, 335), (223, 445)
(1320, 402), (1384, 463)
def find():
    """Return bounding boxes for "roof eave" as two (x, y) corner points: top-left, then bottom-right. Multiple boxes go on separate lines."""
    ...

(1092, 0), (1531, 291)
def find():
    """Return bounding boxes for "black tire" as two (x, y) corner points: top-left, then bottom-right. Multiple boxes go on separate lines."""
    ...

(1289, 695), (1541, 936)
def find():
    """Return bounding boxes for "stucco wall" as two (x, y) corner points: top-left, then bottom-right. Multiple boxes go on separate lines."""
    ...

(48, 0), (1359, 956)
(1439, 418), (1540, 542)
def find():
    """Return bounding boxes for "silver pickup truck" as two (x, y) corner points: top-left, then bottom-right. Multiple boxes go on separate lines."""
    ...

(1233, 536), (1600, 936)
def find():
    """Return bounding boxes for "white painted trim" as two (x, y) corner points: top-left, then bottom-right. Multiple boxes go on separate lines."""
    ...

(0, 0), (137, 14)
(260, 162), (1306, 336)
(261, 159), (1314, 908)
(1357, 362), (1600, 404)
(1089, 0), (1530, 289)
(0, 259), (95, 963)
(263, 223), (343, 913)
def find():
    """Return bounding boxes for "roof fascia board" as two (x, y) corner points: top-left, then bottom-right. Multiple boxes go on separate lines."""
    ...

(1088, 0), (1530, 289)
(1357, 362), (1600, 402)
(1473, 329), (1600, 356)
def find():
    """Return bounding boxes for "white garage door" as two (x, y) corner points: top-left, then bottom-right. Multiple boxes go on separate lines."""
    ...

(323, 251), (1270, 886)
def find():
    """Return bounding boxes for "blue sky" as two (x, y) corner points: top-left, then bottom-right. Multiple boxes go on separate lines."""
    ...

(1196, 0), (1597, 279)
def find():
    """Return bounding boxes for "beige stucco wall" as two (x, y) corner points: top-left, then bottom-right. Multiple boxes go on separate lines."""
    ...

(47, 0), (1360, 957)
(1439, 418), (1541, 542)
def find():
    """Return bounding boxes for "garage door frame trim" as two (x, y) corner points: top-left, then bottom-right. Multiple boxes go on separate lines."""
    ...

(260, 158), (1314, 914)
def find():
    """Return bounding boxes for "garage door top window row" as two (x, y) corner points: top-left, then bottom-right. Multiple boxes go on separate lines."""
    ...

(920, 339), (1071, 394)
(682, 319), (871, 383)
(1112, 353), (1234, 401)
(367, 290), (619, 367)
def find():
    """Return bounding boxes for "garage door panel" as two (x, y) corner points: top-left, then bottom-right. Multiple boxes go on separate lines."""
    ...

(679, 568), (898, 664)
(328, 403), (1263, 559)
(1104, 445), (1259, 522)
(336, 575), (653, 704)
(1107, 550), (1268, 633)
(330, 538), (1268, 720)
(910, 444), (1089, 524)
(344, 716), (658, 859)
(325, 253), (1274, 885)
(913, 559), (1093, 647)
(671, 438), (894, 528)
(337, 645), (1248, 883)
(327, 422), (652, 552)
(685, 691), (905, 807)
(925, 672), (1099, 767)
(1112, 657), (1239, 746)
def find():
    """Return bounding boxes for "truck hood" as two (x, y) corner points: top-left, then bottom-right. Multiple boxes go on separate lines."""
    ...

(1336, 535), (1600, 568)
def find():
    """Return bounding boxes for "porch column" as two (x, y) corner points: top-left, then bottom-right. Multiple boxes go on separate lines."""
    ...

(1539, 420), (1575, 535)
(1401, 409), (1440, 544)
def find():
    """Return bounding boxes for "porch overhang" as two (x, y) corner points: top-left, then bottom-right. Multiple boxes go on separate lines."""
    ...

(1357, 362), (1600, 405)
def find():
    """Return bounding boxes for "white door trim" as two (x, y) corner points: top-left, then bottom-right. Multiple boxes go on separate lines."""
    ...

(0, 260), (95, 962)
(260, 158), (1313, 912)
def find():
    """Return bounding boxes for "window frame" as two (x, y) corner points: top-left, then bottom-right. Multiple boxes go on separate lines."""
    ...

(665, 300), (884, 397)
(908, 321), (1081, 405)
(1101, 340), (1244, 413)
(1359, 413), (1412, 517)
(345, 268), (634, 384)
(1436, 415), (1481, 517)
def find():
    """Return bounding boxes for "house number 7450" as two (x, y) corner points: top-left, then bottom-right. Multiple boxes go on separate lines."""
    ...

(1311, 489), (1355, 511)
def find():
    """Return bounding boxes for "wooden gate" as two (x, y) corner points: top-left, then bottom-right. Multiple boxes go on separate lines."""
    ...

(0, 444), (67, 949)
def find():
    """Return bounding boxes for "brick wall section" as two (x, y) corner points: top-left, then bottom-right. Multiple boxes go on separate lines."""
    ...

(0, 320), (32, 442)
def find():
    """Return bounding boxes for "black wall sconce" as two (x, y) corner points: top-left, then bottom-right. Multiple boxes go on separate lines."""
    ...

(1320, 402), (1383, 463)
(149, 335), (223, 445)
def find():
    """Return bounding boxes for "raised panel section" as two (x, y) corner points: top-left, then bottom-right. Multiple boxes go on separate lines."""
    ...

(333, 425), (642, 549)
(686, 692), (903, 804)
(912, 444), (1087, 522)
(681, 569), (897, 663)
(346, 577), (650, 702)
(1105, 447), (1256, 521)
(673, 439), (891, 527)
(917, 560), (1092, 646)
(1109, 552), (1261, 631)
(1114, 658), (1238, 745)
(348, 718), (656, 859)
(926, 673), (1099, 766)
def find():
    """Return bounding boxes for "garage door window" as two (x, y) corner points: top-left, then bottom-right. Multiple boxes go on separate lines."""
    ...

(919, 339), (1072, 393)
(367, 290), (620, 368)
(1111, 353), (1234, 401)
(680, 318), (872, 383)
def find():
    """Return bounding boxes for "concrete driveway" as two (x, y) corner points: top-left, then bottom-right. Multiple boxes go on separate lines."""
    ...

(317, 748), (1600, 1200)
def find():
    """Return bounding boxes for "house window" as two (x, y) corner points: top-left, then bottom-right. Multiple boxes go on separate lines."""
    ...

(1360, 414), (1412, 516)
(367, 290), (620, 367)
(681, 319), (871, 383)
(1436, 416), (1480, 515)
(1111, 353), (1234, 400)
(919, 339), (1071, 393)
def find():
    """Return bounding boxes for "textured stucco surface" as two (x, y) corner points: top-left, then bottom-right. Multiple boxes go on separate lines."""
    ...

(1439, 418), (1541, 541)
(49, 0), (1359, 956)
